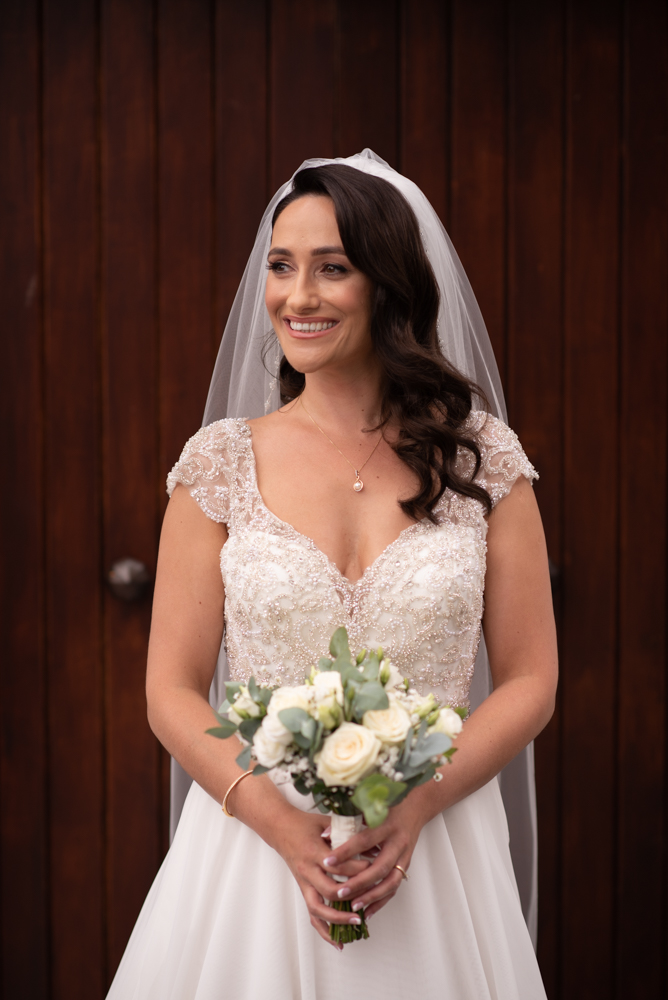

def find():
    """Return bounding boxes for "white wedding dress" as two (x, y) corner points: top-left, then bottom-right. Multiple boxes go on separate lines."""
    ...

(107, 411), (547, 1000)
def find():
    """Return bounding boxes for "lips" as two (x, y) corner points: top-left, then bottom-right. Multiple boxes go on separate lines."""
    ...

(283, 317), (339, 338)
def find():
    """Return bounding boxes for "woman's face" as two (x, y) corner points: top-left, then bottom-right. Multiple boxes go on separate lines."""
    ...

(265, 195), (374, 376)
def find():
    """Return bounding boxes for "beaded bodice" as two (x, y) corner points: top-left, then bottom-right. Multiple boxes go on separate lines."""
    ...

(167, 413), (537, 707)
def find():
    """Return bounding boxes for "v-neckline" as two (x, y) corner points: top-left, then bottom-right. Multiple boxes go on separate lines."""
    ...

(240, 419), (427, 588)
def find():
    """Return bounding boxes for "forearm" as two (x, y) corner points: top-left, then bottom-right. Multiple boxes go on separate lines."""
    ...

(406, 672), (555, 826)
(147, 683), (294, 848)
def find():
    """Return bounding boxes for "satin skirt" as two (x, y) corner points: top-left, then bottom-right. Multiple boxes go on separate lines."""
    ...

(107, 777), (546, 1000)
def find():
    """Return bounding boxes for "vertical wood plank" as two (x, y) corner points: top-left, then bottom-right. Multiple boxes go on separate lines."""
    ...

(215, 0), (268, 339)
(561, 2), (622, 995)
(337, 0), (399, 166)
(450, 0), (508, 379)
(616, 0), (668, 994)
(506, 1), (564, 987)
(100, 0), (161, 982)
(270, 0), (336, 191)
(400, 0), (449, 222)
(159, 0), (215, 475)
(0, 1), (49, 995)
(42, 0), (104, 994)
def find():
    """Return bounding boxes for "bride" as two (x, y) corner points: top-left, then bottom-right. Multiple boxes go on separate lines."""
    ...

(107, 151), (556, 999)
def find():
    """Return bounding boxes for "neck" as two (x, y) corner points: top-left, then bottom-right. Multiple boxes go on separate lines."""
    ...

(297, 364), (384, 432)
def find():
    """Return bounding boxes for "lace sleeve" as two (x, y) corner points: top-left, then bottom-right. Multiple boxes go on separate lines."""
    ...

(464, 411), (538, 507)
(166, 419), (240, 524)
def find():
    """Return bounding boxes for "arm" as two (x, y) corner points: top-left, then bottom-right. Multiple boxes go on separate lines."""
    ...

(326, 476), (558, 916)
(146, 485), (368, 945)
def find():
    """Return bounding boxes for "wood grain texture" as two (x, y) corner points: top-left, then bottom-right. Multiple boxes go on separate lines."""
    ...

(0, 1), (48, 996)
(42, 0), (104, 994)
(561, 1), (622, 995)
(100, 0), (161, 983)
(506, 1), (564, 985)
(616, 0), (668, 994)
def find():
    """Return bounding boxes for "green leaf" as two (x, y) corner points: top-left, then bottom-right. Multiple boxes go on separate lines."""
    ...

(224, 681), (242, 702)
(239, 717), (262, 741)
(454, 705), (469, 720)
(329, 627), (351, 660)
(352, 681), (389, 719)
(278, 707), (313, 732)
(318, 656), (335, 672)
(257, 688), (273, 708)
(205, 724), (238, 740)
(248, 676), (260, 702)
(217, 699), (231, 715)
(293, 732), (311, 749)
(359, 655), (380, 682)
(293, 776), (311, 796)
(235, 744), (252, 770)
(351, 774), (407, 828)
(252, 764), (270, 776)
(310, 720), (324, 758)
(300, 717), (317, 743)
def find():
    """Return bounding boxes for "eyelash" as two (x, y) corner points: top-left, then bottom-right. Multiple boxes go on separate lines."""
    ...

(266, 262), (348, 275)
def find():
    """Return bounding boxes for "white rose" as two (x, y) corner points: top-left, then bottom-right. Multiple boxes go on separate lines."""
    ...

(267, 685), (314, 720)
(429, 707), (463, 739)
(362, 694), (412, 745)
(313, 670), (344, 706)
(232, 686), (261, 720)
(261, 711), (294, 746)
(315, 723), (381, 787)
(379, 659), (405, 690)
(253, 721), (289, 768)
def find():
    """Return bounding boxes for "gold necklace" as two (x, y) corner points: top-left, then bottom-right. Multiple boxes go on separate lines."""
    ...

(300, 396), (383, 493)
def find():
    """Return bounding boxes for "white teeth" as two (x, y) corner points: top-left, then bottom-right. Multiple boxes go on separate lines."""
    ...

(288, 320), (335, 331)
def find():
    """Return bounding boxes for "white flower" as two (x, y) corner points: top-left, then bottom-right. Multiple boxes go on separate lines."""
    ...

(253, 721), (289, 768)
(312, 670), (344, 706)
(231, 686), (261, 720)
(379, 659), (405, 690)
(411, 693), (438, 720)
(262, 711), (294, 746)
(362, 694), (412, 745)
(315, 722), (381, 787)
(429, 707), (463, 739)
(267, 685), (314, 719)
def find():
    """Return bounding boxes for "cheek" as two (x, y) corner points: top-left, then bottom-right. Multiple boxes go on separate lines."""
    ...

(265, 276), (285, 319)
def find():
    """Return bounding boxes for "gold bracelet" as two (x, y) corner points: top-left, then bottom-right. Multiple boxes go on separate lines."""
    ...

(222, 769), (254, 818)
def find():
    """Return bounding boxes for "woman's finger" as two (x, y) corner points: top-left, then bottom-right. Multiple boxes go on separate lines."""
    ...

(302, 885), (365, 927)
(348, 866), (405, 911)
(331, 840), (408, 900)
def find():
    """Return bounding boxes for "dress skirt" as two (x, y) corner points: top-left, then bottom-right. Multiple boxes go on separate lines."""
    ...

(107, 777), (546, 1000)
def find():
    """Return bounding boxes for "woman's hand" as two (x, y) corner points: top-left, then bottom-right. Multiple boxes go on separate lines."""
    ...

(319, 795), (428, 920)
(269, 807), (373, 948)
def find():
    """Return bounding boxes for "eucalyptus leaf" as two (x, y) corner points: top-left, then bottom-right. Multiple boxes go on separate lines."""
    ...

(205, 724), (238, 740)
(318, 657), (334, 672)
(329, 626), (351, 660)
(293, 732), (311, 749)
(257, 688), (273, 708)
(454, 705), (469, 720)
(294, 777), (310, 796)
(252, 764), (270, 776)
(224, 681), (242, 702)
(278, 707), (313, 733)
(352, 681), (389, 719)
(351, 773), (407, 828)
(217, 699), (231, 715)
(235, 744), (252, 770)
(300, 717), (317, 743)
(239, 717), (262, 741)
(248, 676), (260, 702)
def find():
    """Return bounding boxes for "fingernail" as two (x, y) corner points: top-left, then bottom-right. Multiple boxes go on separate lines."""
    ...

(352, 901), (364, 912)
(323, 855), (337, 867)
(337, 886), (350, 899)
(348, 916), (361, 925)
(321, 827), (331, 838)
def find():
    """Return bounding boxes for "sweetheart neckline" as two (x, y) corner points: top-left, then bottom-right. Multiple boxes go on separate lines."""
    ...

(241, 419), (428, 588)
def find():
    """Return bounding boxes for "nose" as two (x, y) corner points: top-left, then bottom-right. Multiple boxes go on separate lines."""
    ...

(286, 267), (320, 313)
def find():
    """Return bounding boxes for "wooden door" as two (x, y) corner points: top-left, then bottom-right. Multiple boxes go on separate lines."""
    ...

(1, 2), (666, 997)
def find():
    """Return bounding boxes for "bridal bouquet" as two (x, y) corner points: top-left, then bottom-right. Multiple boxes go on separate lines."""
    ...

(207, 627), (466, 943)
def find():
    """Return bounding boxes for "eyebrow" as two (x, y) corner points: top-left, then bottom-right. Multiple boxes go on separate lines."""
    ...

(267, 245), (347, 257)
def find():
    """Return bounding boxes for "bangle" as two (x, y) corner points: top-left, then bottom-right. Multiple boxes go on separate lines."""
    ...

(222, 769), (254, 818)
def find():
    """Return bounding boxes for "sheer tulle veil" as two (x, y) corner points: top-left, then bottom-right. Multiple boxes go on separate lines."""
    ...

(169, 149), (538, 946)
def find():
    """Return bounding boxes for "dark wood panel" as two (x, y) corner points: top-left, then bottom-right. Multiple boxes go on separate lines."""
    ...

(0, 2), (49, 996)
(270, 0), (336, 190)
(337, 0), (399, 165)
(400, 0), (449, 222)
(616, 0), (668, 994)
(100, 0), (161, 982)
(450, 0), (508, 379)
(42, 0), (104, 994)
(215, 0), (269, 336)
(158, 0), (215, 470)
(561, 2), (622, 995)
(505, 2), (565, 986)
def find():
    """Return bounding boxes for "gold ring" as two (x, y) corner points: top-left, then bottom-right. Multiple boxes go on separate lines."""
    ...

(394, 864), (409, 881)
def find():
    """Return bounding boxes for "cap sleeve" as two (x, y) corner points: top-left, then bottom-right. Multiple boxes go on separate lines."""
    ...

(464, 411), (538, 507)
(166, 418), (248, 524)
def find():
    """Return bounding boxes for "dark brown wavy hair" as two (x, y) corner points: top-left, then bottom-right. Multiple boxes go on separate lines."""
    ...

(271, 164), (492, 521)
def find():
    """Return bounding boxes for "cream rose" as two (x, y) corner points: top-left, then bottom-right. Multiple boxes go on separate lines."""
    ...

(313, 670), (344, 706)
(315, 723), (381, 787)
(253, 720), (289, 768)
(261, 711), (294, 746)
(362, 694), (412, 745)
(229, 686), (261, 723)
(429, 707), (463, 739)
(268, 685), (314, 720)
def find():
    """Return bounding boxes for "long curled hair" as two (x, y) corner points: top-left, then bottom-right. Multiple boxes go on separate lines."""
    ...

(271, 165), (492, 521)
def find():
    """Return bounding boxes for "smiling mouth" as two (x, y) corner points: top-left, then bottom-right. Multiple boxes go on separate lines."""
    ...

(285, 318), (338, 333)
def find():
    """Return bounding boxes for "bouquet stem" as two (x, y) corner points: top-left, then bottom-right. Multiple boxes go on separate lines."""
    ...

(328, 814), (368, 945)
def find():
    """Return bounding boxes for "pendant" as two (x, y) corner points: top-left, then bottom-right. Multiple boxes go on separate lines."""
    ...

(353, 472), (364, 492)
